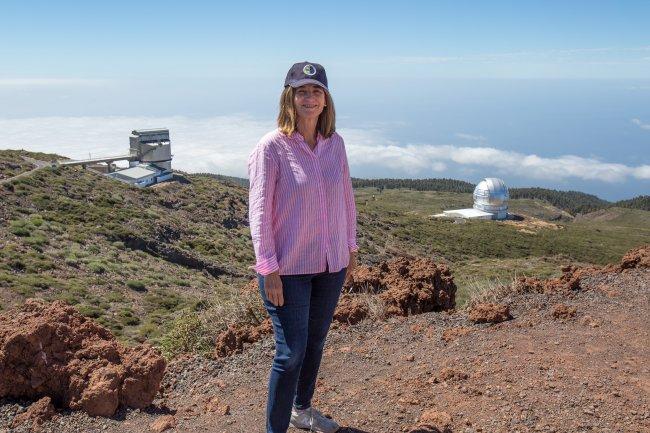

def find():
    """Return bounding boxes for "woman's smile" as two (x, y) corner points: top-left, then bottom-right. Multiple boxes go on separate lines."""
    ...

(294, 84), (326, 120)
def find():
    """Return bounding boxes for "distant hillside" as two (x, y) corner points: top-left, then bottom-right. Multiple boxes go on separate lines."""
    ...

(351, 177), (649, 215)
(615, 195), (650, 211)
(352, 177), (474, 193)
(192, 172), (249, 188)
(508, 187), (610, 215)
(171, 175), (648, 215)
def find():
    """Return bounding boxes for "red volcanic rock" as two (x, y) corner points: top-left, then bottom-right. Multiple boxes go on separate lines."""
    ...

(333, 295), (370, 325)
(408, 410), (453, 433)
(619, 244), (649, 270)
(517, 245), (649, 295)
(552, 303), (577, 319)
(150, 414), (177, 432)
(11, 396), (57, 430)
(468, 303), (511, 324)
(438, 367), (468, 382)
(0, 300), (166, 417)
(343, 257), (456, 318)
(441, 327), (472, 342)
(213, 318), (273, 358)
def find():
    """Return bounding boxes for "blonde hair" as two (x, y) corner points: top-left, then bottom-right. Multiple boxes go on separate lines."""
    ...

(277, 86), (336, 138)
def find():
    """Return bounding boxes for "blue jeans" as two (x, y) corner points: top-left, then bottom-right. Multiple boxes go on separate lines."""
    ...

(257, 264), (347, 433)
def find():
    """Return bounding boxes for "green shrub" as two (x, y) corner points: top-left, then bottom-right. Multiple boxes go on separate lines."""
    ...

(118, 308), (141, 326)
(24, 232), (48, 247)
(9, 219), (32, 237)
(159, 311), (211, 359)
(126, 280), (146, 291)
(29, 214), (44, 227)
(65, 256), (79, 267)
(87, 261), (106, 274)
(144, 289), (184, 312)
(106, 290), (125, 303)
(56, 291), (81, 305)
(138, 319), (163, 340)
(76, 304), (103, 319)
(171, 277), (191, 287)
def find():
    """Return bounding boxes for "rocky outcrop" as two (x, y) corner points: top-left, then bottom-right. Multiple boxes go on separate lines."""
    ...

(552, 303), (577, 319)
(0, 300), (166, 417)
(516, 245), (649, 295)
(468, 303), (512, 324)
(10, 397), (56, 431)
(618, 244), (649, 270)
(343, 257), (456, 320)
(408, 410), (453, 433)
(213, 318), (273, 358)
(333, 295), (371, 325)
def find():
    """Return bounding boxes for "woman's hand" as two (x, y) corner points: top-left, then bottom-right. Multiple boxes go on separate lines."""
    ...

(264, 271), (284, 306)
(345, 251), (357, 285)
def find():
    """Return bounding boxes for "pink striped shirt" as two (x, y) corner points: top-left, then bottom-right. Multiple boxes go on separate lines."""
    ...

(248, 128), (358, 276)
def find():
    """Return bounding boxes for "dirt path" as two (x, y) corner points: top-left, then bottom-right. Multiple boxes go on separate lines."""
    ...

(2, 268), (648, 433)
(0, 157), (49, 185)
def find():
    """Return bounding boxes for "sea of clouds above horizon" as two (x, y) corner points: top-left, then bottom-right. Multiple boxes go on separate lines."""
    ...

(1, 115), (649, 195)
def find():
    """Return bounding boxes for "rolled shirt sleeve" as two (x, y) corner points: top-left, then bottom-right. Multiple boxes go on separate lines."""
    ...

(247, 141), (280, 275)
(341, 139), (359, 252)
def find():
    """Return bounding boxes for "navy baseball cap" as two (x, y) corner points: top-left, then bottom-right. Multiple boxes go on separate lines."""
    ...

(284, 61), (328, 91)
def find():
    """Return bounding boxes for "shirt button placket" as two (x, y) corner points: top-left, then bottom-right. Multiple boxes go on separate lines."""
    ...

(314, 149), (329, 270)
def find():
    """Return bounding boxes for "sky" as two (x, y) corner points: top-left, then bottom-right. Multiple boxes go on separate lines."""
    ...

(1, 0), (649, 201)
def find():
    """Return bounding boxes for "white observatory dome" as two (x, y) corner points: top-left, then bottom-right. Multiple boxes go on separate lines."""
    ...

(473, 177), (509, 220)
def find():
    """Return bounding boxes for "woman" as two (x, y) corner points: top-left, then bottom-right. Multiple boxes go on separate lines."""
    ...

(247, 61), (358, 433)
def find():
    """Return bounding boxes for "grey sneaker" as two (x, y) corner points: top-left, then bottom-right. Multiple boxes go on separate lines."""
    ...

(290, 406), (340, 433)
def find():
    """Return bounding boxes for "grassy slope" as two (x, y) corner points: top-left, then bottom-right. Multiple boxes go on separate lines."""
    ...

(1, 150), (648, 345)
(1, 152), (254, 343)
(354, 188), (650, 304)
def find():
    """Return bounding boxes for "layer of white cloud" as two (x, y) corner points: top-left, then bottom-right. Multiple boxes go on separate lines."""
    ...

(1, 115), (648, 183)
(0, 115), (273, 178)
(632, 118), (650, 130)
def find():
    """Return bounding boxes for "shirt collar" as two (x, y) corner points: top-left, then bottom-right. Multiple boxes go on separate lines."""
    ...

(291, 130), (325, 144)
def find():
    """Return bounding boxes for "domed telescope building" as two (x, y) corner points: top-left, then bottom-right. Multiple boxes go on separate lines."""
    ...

(472, 177), (509, 220)
(434, 177), (510, 220)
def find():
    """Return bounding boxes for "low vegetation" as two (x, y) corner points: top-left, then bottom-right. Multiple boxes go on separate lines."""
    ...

(1, 149), (648, 355)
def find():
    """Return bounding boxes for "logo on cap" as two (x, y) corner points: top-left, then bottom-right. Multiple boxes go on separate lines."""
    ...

(303, 64), (317, 76)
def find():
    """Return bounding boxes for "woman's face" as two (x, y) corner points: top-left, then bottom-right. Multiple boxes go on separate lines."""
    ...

(293, 84), (326, 121)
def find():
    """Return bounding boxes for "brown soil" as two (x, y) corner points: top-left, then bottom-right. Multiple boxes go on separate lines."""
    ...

(0, 300), (166, 417)
(1, 246), (649, 432)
